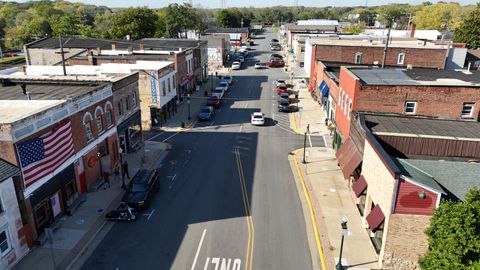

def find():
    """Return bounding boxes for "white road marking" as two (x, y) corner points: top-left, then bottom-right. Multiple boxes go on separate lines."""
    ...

(147, 131), (165, 141)
(162, 132), (181, 142)
(142, 209), (155, 221)
(168, 174), (177, 189)
(323, 135), (328, 147)
(203, 257), (241, 270)
(308, 133), (313, 147)
(243, 102), (248, 109)
(272, 112), (275, 120)
(191, 229), (207, 270)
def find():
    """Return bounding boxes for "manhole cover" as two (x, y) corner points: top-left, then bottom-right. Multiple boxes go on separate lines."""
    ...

(76, 219), (85, 225)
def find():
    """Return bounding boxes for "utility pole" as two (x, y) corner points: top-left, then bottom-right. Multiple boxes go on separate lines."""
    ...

(381, 19), (393, 69)
(57, 36), (67, 76)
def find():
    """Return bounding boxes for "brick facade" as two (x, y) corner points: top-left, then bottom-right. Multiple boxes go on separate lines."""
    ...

(336, 67), (360, 139)
(315, 45), (447, 69)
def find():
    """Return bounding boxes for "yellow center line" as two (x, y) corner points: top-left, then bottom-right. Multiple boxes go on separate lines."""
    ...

(235, 148), (255, 270)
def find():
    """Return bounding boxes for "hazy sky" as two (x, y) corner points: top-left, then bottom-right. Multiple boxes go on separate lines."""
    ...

(6, 0), (480, 9)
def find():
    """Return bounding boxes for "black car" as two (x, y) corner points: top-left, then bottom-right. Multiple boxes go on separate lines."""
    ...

(271, 38), (279, 43)
(123, 169), (159, 211)
(278, 101), (298, 113)
(206, 96), (221, 108)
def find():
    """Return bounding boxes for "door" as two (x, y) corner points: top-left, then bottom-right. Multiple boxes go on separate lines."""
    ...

(50, 192), (62, 218)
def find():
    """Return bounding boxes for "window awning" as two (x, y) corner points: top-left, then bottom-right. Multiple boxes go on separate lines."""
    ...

(366, 204), (385, 233)
(319, 80), (329, 97)
(353, 175), (367, 197)
(336, 138), (362, 179)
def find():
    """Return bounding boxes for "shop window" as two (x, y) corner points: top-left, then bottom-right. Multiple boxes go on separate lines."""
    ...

(34, 202), (49, 228)
(96, 116), (103, 133)
(357, 193), (366, 216)
(65, 180), (77, 202)
(404, 101), (417, 114)
(0, 230), (9, 254)
(371, 223), (384, 254)
(85, 122), (93, 141)
(461, 103), (474, 118)
(355, 52), (362, 64)
(105, 109), (113, 127)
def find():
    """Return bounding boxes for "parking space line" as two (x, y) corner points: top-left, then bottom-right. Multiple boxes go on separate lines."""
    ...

(191, 229), (207, 270)
(147, 131), (165, 141)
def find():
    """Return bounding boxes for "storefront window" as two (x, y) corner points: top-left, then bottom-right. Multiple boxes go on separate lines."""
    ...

(0, 231), (9, 254)
(66, 180), (77, 205)
(34, 202), (49, 228)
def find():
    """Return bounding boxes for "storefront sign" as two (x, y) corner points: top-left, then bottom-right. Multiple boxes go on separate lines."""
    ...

(150, 71), (157, 104)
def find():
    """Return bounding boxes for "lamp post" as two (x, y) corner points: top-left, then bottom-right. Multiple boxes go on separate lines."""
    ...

(97, 152), (103, 180)
(187, 94), (191, 120)
(119, 148), (126, 190)
(302, 124), (309, 164)
(336, 216), (349, 270)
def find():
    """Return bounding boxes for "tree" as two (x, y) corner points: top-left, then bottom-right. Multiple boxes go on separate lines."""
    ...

(215, 9), (241, 28)
(454, 6), (480, 49)
(377, 4), (411, 28)
(161, 3), (198, 38)
(107, 7), (158, 40)
(419, 187), (480, 269)
(50, 13), (82, 36)
(413, 3), (460, 30)
(343, 22), (366, 35)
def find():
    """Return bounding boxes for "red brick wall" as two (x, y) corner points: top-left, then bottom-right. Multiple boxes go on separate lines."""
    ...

(315, 45), (447, 69)
(356, 85), (480, 120)
(394, 179), (437, 215)
(336, 67), (360, 139)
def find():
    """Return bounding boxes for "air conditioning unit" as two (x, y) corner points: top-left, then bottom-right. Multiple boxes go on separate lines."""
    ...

(407, 64), (413, 70)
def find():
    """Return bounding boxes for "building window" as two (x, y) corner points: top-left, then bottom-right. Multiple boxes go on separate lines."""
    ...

(300, 47), (305, 52)
(34, 202), (49, 228)
(118, 100), (123, 116)
(168, 78), (171, 93)
(96, 116), (103, 133)
(126, 95), (130, 111)
(132, 92), (137, 108)
(344, 94), (348, 114)
(348, 99), (352, 119)
(461, 103), (474, 118)
(397, 53), (405, 65)
(162, 80), (167, 96)
(0, 230), (9, 254)
(355, 53), (362, 64)
(85, 122), (93, 141)
(404, 101), (417, 114)
(105, 109), (113, 127)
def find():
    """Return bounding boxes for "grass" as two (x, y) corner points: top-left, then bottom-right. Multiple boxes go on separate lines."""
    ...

(0, 55), (25, 64)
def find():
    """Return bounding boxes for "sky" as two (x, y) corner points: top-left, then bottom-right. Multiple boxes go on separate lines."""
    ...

(6, 0), (480, 9)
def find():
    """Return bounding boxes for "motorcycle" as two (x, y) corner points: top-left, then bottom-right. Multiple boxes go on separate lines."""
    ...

(105, 202), (136, 221)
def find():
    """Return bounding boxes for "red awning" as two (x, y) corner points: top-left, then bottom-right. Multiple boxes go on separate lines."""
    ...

(336, 138), (362, 178)
(366, 205), (385, 233)
(353, 175), (367, 197)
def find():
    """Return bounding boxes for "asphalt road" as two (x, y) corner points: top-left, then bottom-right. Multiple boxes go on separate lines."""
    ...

(80, 28), (324, 270)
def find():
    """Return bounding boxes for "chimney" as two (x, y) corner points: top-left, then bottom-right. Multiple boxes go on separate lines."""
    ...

(139, 43), (144, 51)
(408, 23), (416, 38)
(111, 43), (116, 51)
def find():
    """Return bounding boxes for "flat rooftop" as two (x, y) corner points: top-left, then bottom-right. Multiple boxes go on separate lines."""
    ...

(307, 37), (448, 49)
(0, 100), (66, 123)
(364, 113), (480, 141)
(350, 68), (480, 87)
(0, 81), (107, 100)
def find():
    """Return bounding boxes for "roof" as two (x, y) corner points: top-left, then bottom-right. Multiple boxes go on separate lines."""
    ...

(400, 158), (480, 200)
(307, 37), (448, 49)
(27, 37), (137, 50)
(0, 100), (65, 123)
(137, 38), (205, 49)
(204, 28), (249, 34)
(466, 49), (480, 62)
(349, 68), (480, 87)
(364, 113), (480, 141)
(393, 157), (446, 194)
(0, 81), (106, 100)
(287, 25), (337, 32)
(0, 159), (19, 183)
(297, 19), (339, 26)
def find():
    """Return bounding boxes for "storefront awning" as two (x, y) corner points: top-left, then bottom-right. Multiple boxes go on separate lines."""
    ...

(366, 204), (385, 233)
(336, 138), (362, 178)
(319, 80), (329, 97)
(353, 175), (367, 197)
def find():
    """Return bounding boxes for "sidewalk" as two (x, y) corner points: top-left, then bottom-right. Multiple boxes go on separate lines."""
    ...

(13, 141), (170, 270)
(288, 80), (380, 269)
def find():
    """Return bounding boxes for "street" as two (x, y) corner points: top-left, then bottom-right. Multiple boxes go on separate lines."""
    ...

(80, 29), (325, 270)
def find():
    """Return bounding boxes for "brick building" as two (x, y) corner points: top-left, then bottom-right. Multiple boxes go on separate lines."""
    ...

(203, 28), (249, 47)
(338, 112), (480, 269)
(0, 76), (136, 245)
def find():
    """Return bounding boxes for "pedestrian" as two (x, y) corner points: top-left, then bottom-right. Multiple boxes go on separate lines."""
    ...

(325, 118), (329, 126)
(122, 160), (130, 180)
(103, 170), (111, 189)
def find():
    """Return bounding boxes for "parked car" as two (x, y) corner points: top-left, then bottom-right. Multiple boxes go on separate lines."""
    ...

(123, 169), (159, 211)
(213, 87), (225, 98)
(207, 96), (222, 108)
(254, 61), (267, 69)
(232, 61), (241, 70)
(279, 92), (291, 102)
(197, 106), (214, 121)
(273, 79), (287, 87)
(268, 59), (285, 68)
(278, 101), (298, 113)
(218, 81), (229, 92)
(223, 75), (233, 85)
(271, 38), (279, 43)
(271, 54), (283, 60)
(240, 50), (248, 57)
(237, 55), (245, 63)
(277, 85), (289, 95)
(251, 112), (265, 126)
(270, 44), (282, 51)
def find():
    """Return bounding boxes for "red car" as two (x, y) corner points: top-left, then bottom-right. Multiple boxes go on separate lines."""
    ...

(268, 59), (285, 68)
(277, 86), (289, 95)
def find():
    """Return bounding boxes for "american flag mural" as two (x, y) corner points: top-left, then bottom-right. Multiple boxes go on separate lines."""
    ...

(17, 120), (75, 188)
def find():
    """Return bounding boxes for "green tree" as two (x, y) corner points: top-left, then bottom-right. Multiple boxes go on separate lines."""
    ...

(419, 188), (480, 269)
(161, 3), (198, 38)
(343, 22), (366, 34)
(50, 13), (82, 36)
(377, 4), (410, 28)
(413, 3), (460, 30)
(215, 9), (241, 28)
(107, 7), (158, 40)
(454, 6), (480, 49)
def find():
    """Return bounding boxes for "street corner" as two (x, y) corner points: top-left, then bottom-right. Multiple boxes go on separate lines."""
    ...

(288, 113), (307, 135)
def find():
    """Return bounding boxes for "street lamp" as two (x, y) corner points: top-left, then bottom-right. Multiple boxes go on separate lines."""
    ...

(187, 94), (191, 120)
(97, 152), (103, 180)
(303, 124), (309, 164)
(336, 216), (349, 270)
